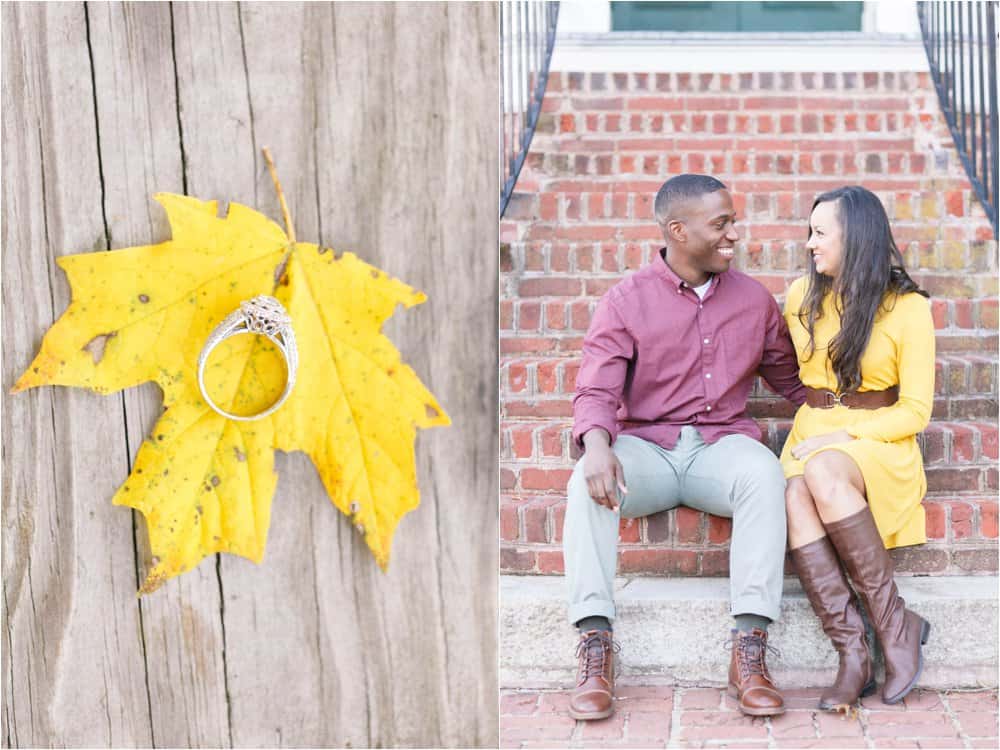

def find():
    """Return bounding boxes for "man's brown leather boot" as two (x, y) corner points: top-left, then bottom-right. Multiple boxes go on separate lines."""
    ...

(791, 536), (876, 711)
(826, 507), (931, 704)
(727, 628), (786, 716)
(568, 630), (617, 720)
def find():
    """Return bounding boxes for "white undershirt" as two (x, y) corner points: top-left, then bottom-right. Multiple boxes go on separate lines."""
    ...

(692, 278), (712, 299)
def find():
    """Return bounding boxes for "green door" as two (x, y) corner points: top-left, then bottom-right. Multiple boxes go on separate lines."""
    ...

(611, 1), (864, 32)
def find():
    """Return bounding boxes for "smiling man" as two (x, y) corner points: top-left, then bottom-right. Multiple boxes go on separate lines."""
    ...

(564, 174), (807, 720)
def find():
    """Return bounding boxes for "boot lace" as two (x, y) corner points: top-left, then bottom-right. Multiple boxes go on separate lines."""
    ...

(723, 631), (780, 681)
(575, 630), (620, 685)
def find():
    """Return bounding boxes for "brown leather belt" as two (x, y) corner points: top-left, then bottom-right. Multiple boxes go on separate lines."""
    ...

(805, 386), (899, 410)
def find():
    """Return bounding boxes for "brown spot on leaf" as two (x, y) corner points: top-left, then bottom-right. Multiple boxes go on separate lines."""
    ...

(370, 269), (379, 278)
(83, 332), (117, 364)
(163, 469), (169, 476)
(138, 294), (150, 303)
(425, 403), (439, 419)
(273, 254), (290, 285)
(210, 475), (220, 487)
(196, 505), (203, 515)
(234, 447), (247, 462)
(386, 368), (395, 376)
(350, 501), (360, 514)
(157, 434), (164, 441)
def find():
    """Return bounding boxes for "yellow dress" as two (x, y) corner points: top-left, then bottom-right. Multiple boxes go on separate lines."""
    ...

(779, 276), (936, 548)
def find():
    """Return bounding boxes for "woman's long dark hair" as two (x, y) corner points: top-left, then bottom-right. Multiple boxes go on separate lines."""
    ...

(799, 185), (928, 393)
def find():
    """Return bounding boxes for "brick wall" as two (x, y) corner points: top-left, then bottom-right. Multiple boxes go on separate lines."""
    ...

(500, 70), (998, 577)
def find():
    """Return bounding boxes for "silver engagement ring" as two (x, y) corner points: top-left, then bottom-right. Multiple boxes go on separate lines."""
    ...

(197, 295), (298, 421)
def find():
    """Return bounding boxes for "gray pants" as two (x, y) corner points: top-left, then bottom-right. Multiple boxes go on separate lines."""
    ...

(564, 427), (787, 625)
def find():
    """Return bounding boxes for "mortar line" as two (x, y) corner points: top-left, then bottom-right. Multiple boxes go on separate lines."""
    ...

(858, 701), (875, 749)
(666, 686), (683, 748)
(939, 691), (973, 749)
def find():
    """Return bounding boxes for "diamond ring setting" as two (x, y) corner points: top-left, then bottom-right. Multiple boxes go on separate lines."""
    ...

(197, 295), (298, 421)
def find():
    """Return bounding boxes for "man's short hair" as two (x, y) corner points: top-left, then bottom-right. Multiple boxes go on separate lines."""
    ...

(654, 174), (728, 225)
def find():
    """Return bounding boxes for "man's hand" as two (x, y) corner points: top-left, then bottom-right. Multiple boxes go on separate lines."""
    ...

(581, 429), (627, 511)
(790, 429), (854, 461)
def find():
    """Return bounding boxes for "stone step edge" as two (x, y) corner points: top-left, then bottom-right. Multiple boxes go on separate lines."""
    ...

(501, 490), (999, 501)
(499, 574), (998, 691)
(500, 498), (999, 547)
(499, 542), (998, 576)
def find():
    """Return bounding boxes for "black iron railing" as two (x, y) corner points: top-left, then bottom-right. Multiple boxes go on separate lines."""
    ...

(500, 1), (559, 217)
(918, 1), (998, 234)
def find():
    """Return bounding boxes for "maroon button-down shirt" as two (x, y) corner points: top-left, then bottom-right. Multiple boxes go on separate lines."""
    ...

(573, 249), (806, 451)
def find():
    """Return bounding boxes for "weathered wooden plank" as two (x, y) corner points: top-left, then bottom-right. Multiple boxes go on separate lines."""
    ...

(173, 2), (499, 745)
(299, 5), (500, 745)
(85, 2), (232, 746)
(167, 2), (362, 746)
(3, 1), (498, 747)
(1, 2), (153, 746)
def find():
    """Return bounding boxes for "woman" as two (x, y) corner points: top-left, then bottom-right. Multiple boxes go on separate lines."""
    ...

(780, 185), (935, 712)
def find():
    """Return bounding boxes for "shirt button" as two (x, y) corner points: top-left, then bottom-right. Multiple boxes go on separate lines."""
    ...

(703, 338), (710, 344)
(705, 373), (712, 379)
(705, 405), (712, 412)
(699, 304), (703, 309)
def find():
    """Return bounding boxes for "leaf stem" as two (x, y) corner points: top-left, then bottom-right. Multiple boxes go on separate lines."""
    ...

(261, 146), (296, 244)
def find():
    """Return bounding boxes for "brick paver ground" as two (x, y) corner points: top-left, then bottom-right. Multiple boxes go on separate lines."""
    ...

(500, 686), (998, 749)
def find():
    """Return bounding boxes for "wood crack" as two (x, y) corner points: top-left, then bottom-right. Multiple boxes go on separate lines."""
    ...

(4, 583), (19, 747)
(236, 3), (258, 208)
(429, 452), (452, 735)
(82, 2), (112, 252)
(214, 556), (234, 748)
(168, 1), (189, 196)
(309, 506), (328, 712)
(86, 2), (157, 745)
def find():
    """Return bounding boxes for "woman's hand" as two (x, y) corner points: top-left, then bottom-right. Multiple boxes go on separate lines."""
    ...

(791, 429), (854, 461)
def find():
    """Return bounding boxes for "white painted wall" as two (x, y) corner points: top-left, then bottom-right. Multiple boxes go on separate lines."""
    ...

(558, 0), (611, 32)
(557, 1), (921, 34)
(864, 0), (922, 33)
(552, 0), (927, 72)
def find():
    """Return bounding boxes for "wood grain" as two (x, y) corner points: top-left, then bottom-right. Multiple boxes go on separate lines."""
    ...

(2, 2), (498, 747)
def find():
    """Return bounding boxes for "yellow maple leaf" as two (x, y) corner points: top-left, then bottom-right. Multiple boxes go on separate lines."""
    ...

(13, 192), (449, 593)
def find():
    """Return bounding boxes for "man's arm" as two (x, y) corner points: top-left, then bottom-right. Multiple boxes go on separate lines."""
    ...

(571, 294), (634, 448)
(758, 294), (807, 406)
(572, 295), (633, 510)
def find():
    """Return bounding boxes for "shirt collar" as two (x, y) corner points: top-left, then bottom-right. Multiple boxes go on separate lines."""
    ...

(655, 247), (720, 293)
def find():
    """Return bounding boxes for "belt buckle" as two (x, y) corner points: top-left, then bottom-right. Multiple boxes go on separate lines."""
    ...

(823, 390), (842, 408)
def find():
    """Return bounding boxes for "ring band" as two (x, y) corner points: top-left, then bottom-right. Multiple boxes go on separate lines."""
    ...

(197, 295), (298, 421)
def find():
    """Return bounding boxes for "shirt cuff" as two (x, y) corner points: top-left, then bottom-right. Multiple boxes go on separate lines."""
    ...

(572, 418), (619, 450)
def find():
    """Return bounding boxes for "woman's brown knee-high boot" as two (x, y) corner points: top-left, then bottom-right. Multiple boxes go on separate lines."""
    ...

(790, 536), (876, 711)
(825, 507), (931, 704)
